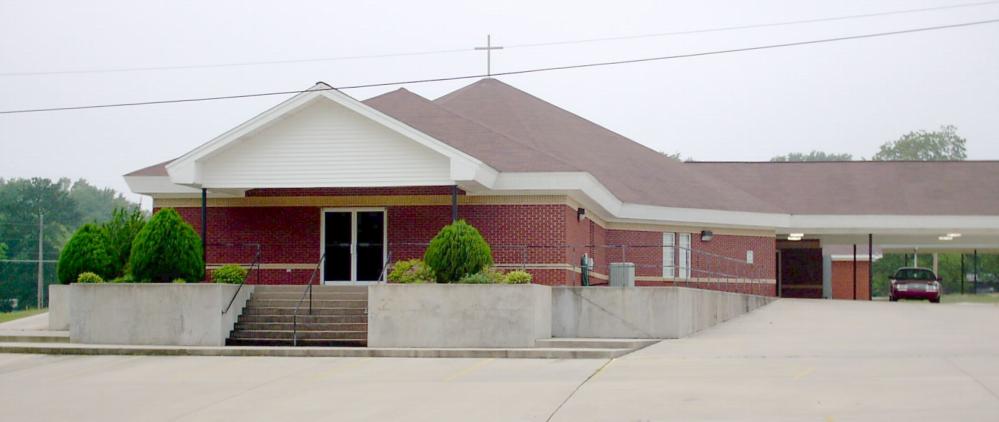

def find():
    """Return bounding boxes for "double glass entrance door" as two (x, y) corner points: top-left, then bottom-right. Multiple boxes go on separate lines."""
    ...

(323, 209), (385, 284)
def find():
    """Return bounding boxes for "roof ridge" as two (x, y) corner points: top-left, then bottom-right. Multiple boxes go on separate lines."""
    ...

(369, 87), (582, 172)
(434, 78), (781, 212)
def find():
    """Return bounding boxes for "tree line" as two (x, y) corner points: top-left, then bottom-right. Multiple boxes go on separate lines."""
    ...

(0, 178), (140, 310)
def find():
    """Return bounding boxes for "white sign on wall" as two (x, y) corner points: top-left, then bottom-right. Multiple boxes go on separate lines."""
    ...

(746, 250), (754, 264)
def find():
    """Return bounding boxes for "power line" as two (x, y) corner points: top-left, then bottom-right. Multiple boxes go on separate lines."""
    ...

(506, 0), (999, 49)
(2, 0), (997, 77)
(1, 18), (997, 115)
(0, 47), (471, 77)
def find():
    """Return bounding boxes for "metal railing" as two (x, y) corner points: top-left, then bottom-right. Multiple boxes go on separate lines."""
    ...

(384, 242), (772, 295)
(292, 252), (326, 347)
(218, 243), (262, 315)
(377, 251), (393, 282)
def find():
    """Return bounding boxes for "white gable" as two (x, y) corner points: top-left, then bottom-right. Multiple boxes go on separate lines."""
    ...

(164, 84), (497, 189)
(197, 98), (451, 188)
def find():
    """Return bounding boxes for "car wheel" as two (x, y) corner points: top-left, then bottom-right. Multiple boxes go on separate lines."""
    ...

(889, 296), (898, 302)
(930, 298), (940, 304)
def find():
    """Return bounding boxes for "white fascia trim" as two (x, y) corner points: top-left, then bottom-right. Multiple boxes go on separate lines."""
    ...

(125, 175), (203, 195)
(486, 172), (999, 233)
(165, 83), (496, 187)
(489, 172), (623, 215)
(616, 203), (788, 229)
(125, 175), (246, 198)
(488, 172), (787, 228)
(785, 215), (999, 234)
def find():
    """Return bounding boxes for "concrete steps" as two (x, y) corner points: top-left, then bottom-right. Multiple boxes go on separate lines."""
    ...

(241, 307), (367, 316)
(227, 285), (368, 347)
(235, 322), (367, 331)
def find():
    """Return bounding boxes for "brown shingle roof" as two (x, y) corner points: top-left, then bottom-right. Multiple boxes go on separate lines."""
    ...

(688, 161), (999, 215)
(362, 88), (577, 172)
(124, 78), (999, 217)
(431, 78), (779, 212)
(125, 159), (172, 176)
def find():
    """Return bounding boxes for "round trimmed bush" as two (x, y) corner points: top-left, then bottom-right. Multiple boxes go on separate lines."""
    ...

(387, 259), (435, 284)
(77, 272), (104, 283)
(57, 223), (116, 284)
(213, 264), (247, 284)
(503, 270), (532, 284)
(128, 208), (204, 283)
(423, 220), (493, 283)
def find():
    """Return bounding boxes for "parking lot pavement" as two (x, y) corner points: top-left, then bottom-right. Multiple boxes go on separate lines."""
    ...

(552, 299), (999, 422)
(3, 299), (998, 421)
(0, 352), (606, 421)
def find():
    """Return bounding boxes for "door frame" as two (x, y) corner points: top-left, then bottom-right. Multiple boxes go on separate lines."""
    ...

(319, 207), (388, 284)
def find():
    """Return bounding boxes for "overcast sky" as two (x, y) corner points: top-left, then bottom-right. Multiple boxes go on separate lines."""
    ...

(1, 0), (997, 205)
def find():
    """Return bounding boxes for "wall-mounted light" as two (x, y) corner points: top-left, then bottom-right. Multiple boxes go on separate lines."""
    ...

(700, 230), (714, 242)
(576, 208), (586, 222)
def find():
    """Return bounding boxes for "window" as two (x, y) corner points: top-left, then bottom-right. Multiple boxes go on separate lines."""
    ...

(662, 232), (675, 278)
(678, 233), (691, 279)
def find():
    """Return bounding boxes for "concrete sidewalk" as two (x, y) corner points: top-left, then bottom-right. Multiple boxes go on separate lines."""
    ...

(0, 311), (49, 330)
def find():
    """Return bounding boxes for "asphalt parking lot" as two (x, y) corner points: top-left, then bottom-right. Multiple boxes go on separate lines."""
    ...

(2, 299), (997, 421)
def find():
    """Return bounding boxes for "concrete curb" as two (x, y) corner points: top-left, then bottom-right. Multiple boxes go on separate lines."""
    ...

(0, 342), (632, 359)
(0, 331), (70, 343)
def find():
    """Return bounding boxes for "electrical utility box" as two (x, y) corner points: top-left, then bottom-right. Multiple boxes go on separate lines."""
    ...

(609, 262), (636, 287)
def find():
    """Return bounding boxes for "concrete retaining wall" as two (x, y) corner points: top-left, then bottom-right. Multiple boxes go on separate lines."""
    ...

(552, 287), (774, 339)
(48, 285), (70, 330)
(368, 284), (551, 348)
(70, 284), (254, 346)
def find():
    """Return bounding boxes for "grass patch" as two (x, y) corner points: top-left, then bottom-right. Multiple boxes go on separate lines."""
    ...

(0, 308), (47, 324)
(941, 293), (999, 304)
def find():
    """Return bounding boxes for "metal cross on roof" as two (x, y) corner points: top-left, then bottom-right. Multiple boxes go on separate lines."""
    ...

(474, 34), (503, 76)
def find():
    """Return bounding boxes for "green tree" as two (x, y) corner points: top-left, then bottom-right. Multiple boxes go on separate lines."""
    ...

(771, 151), (853, 162)
(423, 220), (493, 283)
(0, 178), (81, 260)
(56, 224), (116, 283)
(69, 179), (136, 224)
(102, 207), (146, 277)
(128, 208), (204, 283)
(872, 125), (967, 161)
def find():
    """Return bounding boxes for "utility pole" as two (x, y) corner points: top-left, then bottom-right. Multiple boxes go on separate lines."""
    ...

(37, 213), (44, 309)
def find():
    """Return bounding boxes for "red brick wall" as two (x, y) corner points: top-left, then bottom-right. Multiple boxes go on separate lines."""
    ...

(693, 234), (776, 281)
(832, 260), (871, 300)
(165, 199), (573, 285)
(605, 230), (662, 277)
(160, 189), (776, 294)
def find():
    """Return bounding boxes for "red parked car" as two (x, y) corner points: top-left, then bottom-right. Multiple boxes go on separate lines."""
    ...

(889, 267), (942, 303)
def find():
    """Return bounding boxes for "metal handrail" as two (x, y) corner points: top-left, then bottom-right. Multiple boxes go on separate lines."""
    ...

(221, 243), (262, 315)
(292, 252), (326, 347)
(377, 251), (393, 282)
